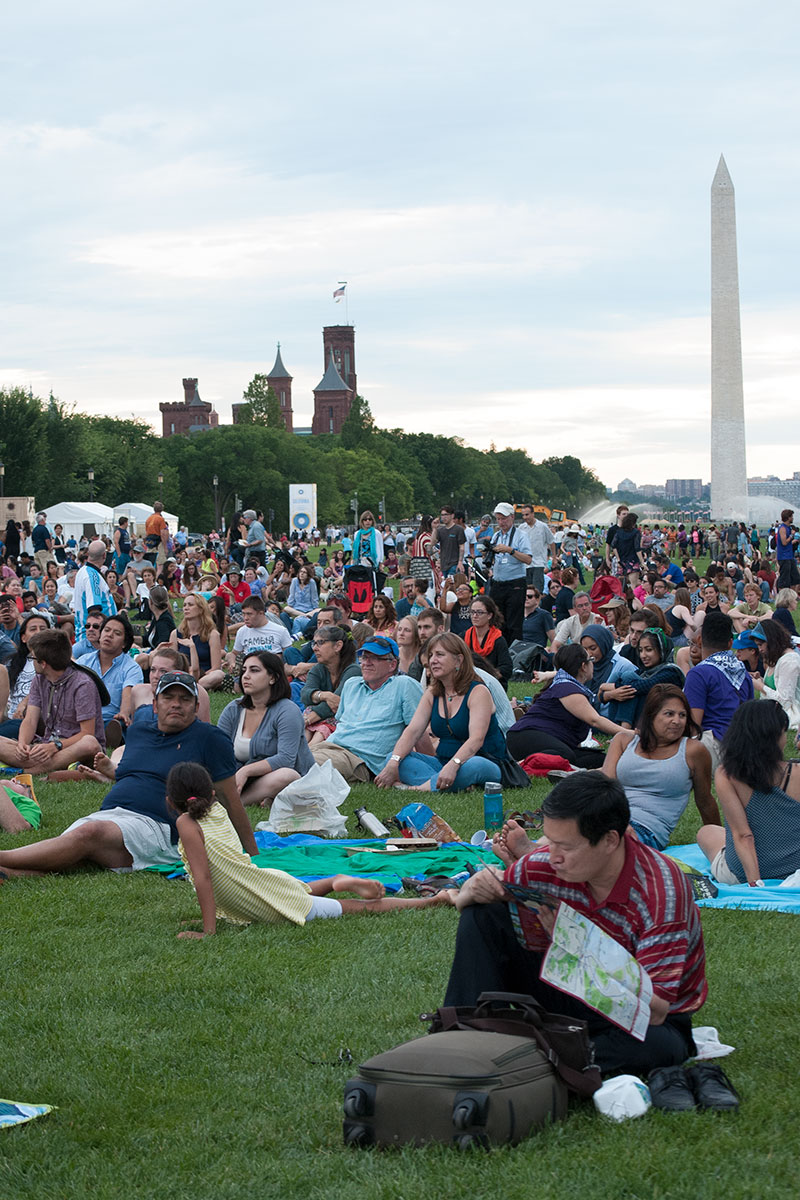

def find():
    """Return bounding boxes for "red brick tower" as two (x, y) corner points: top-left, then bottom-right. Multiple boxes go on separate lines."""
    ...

(312, 352), (353, 435)
(322, 325), (356, 395)
(160, 378), (219, 437)
(267, 343), (293, 432)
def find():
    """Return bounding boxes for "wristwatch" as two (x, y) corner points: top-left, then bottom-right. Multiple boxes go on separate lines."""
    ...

(452, 756), (462, 765)
(52, 737), (63, 751)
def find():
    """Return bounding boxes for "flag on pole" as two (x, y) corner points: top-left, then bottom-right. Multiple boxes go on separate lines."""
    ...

(333, 283), (346, 301)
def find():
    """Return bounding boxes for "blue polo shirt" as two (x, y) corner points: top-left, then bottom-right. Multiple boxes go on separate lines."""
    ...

(101, 719), (237, 837)
(76, 650), (144, 722)
(662, 563), (685, 586)
(327, 673), (423, 774)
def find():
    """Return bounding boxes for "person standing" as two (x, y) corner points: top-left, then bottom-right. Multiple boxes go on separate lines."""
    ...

(145, 502), (170, 568)
(242, 509), (267, 566)
(113, 516), (132, 575)
(519, 504), (555, 592)
(776, 509), (799, 591)
(70, 540), (116, 640)
(31, 514), (54, 576)
(434, 507), (466, 577)
(486, 503), (531, 644)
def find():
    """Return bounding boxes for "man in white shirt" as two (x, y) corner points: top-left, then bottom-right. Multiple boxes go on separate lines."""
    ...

(224, 595), (292, 670)
(519, 504), (555, 592)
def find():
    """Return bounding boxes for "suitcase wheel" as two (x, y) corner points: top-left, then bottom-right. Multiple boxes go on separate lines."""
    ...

(454, 1132), (490, 1151)
(452, 1091), (488, 1129)
(343, 1121), (375, 1147)
(343, 1082), (375, 1118)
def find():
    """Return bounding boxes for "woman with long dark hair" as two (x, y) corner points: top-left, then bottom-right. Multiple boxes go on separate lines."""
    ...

(603, 684), (714, 850)
(0, 613), (49, 738)
(698, 700), (800, 885)
(750, 619), (800, 728)
(217, 650), (314, 806)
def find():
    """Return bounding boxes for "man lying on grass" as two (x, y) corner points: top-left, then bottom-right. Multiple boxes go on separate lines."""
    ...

(0, 671), (256, 881)
(444, 772), (707, 1077)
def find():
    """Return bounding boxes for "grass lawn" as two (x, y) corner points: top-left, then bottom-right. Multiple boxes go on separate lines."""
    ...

(2, 560), (798, 1198)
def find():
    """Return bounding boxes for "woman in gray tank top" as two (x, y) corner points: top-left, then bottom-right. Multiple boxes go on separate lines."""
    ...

(603, 684), (715, 850)
(698, 700), (800, 885)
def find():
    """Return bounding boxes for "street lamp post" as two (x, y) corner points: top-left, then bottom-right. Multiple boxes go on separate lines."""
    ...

(0, 461), (4, 501)
(212, 474), (219, 530)
(158, 472), (164, 501)
(88, 467), (95, 503)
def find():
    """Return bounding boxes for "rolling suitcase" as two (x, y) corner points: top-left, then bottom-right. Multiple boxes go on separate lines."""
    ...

(343, 1028), (567, 1149)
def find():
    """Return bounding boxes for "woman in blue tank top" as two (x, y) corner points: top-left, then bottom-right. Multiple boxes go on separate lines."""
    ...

(375, 632), (504, 792)
(698, 700), (800, 885)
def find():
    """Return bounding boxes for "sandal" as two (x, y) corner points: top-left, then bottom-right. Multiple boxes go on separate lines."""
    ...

(401, 875), (460, 897)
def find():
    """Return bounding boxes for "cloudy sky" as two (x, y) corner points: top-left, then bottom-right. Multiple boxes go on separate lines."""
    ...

(3, 2), (798, 491)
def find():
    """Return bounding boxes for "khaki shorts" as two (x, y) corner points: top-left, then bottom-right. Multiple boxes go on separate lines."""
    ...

(700, 729), (723, 775)
(710, 847), (743, 886)
(311, 743), (372, 783)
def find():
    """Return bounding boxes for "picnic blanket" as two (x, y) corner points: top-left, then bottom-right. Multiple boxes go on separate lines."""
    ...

(667, 843), (800, 914)
(0, 1100), (55, 1129)
(148, 832), (501, 894)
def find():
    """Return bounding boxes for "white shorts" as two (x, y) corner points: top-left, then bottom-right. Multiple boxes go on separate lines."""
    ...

(63, 807), (178, 872)
(305, 895), (343, 920)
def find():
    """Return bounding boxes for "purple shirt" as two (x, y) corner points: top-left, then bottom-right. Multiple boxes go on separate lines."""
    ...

(28, 664), (105, 746)
(510, 679), (589, 750)
(683, 661), (754, 740)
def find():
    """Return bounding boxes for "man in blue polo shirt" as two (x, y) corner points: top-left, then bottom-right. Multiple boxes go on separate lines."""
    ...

(312, 636), (423, 783)
(0, 672), (256, 878)
(684, 611), (753, 772)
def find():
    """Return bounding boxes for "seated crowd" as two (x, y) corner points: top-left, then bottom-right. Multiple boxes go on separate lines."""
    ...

(0, 500), (799, 1087)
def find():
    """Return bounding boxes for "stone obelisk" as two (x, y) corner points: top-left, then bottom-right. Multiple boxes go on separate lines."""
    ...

(710, 155), (748, 520)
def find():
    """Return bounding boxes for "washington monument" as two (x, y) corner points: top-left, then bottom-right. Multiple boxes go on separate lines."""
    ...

(710, 155), (748, 521)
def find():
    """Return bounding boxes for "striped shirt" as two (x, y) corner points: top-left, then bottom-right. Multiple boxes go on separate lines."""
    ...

(506, 833), (707, 1014)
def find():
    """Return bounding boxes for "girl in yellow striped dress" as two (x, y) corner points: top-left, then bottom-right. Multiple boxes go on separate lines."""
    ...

(167, 763), (454, 940)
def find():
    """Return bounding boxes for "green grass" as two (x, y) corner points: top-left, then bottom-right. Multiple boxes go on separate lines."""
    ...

(2, 564), (799, 1198)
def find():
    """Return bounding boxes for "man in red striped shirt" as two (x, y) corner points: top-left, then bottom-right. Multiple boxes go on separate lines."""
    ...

(444, 773), (707, 1075)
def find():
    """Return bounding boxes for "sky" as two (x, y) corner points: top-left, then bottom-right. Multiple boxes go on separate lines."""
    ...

(2, 2), (799, 492)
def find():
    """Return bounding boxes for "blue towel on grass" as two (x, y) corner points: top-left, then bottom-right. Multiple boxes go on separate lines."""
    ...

(667, 843), (800, 913)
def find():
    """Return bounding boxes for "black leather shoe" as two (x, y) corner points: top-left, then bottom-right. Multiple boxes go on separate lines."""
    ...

(648, 1065), (696, 1111)
(686, 1062), (740, 1110)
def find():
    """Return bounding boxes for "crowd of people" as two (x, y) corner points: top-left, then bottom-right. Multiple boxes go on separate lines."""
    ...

(1, 497), (799, 1089)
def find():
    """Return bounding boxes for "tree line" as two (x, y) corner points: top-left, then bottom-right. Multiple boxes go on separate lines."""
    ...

(1, 384), (606, 532)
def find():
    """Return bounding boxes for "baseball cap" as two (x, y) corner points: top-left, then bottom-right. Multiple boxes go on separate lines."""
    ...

(493, 502), (515, 517)
(750, 623), (768, 642)
(733, 631), (758, 649)
(358, 635), (399, 657)
(155, 670), (199, 698)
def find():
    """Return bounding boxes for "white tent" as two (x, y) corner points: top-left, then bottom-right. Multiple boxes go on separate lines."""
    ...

(113, 503), (179, 536)
(45, 501), (116, 541)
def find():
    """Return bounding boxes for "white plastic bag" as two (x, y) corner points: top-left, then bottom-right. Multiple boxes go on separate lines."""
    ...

(263, 759), (350, 838)
(593, 1075), (651, 1121)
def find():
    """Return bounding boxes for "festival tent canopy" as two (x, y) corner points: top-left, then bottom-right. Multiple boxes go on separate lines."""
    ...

(113, 503), (179, 534)
(44, 501), (115, 541)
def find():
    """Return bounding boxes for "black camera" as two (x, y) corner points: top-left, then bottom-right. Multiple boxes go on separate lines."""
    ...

(479, 537), (496, 568)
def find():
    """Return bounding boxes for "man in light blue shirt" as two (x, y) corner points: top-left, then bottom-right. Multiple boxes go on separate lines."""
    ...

(75, 613), (144, 734)
(487, 502), (531, 643)
(311, 635), (423, 782)
(242, 509), (267, 566)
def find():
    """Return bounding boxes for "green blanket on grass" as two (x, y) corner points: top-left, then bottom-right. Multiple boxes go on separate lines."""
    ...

(148, 838), (501, 891)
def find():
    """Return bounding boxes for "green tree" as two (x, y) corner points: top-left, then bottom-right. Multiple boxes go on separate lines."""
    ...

(238, 375), (284, 428)
(340, 394), (375, 450)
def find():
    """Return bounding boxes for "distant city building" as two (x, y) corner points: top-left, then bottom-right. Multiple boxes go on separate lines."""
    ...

(748, 475), (800, 506)
(160, 378), (219, 438)
(617, 478), (637, 493)
(665, 479), (704, 500)
(637, 484), (667, 498)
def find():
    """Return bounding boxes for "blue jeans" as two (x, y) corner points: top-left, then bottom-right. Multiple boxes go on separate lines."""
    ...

(389, 751), (501, 793)
(292, 614), (313, 636)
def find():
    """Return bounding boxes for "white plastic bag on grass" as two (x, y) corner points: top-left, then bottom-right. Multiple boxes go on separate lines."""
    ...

(262, 759), (350, 837)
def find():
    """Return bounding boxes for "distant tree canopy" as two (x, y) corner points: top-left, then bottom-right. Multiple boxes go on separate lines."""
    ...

(0, 386), (606, 531)
(235, 375), (284, 428)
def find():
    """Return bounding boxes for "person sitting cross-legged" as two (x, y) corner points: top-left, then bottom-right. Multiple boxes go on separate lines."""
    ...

(0, 628), (106, 775)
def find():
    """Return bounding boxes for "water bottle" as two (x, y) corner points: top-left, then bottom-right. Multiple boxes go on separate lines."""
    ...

(483, 782), (503, 834)
(353, 806), (390, 838)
